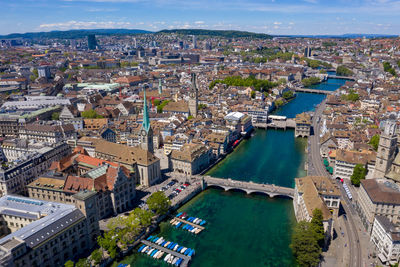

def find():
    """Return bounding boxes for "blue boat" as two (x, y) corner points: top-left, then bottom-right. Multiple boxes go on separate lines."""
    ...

(176, 258), (182, 266)
(177, 246), (183, 252)
(150, 250), (157, 257)
(188, 249), (195, 257)
(176, 212), (183, 217)
(161, 241), (167, 246)
(200, 220), (206, 226)
(168, 242), (174, 249)
(147, 235), (153, 241)
(184, 249), (191, 256)
(182, 224), (187, 230)
(138, 245), (145, 252)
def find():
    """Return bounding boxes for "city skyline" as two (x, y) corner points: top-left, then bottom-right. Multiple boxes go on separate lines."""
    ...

(1, 0), (400, 36)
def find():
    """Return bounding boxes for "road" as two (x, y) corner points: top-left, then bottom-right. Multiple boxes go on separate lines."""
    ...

(308, 101), (362, 267)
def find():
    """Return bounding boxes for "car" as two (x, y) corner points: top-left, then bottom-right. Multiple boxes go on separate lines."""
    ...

(183, 183), (190, 186)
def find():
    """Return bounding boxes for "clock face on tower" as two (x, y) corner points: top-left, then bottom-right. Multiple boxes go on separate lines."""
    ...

(141, 129), (147, 136)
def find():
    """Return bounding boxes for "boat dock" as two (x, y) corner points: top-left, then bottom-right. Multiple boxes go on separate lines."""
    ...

(172, 217), (205, 231)
(141, 240), (191, 267)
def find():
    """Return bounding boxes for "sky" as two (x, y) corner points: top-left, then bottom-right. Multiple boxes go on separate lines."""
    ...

(0, 0), (399, 35)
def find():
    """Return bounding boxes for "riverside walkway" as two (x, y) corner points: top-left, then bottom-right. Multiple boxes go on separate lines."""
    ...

(193, 175), (295, 198)
(141, 240), (191, 267)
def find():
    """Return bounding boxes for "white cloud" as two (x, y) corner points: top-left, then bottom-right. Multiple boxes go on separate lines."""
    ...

(273, 21), (282, 25)
(194, 21), (205, 25)
(38, 20), (133, 30)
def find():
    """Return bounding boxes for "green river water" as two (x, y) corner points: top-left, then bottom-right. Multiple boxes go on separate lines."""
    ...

(116, 77), (347, 267)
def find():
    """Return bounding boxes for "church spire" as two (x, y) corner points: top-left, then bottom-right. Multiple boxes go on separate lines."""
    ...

(158, 79), (162, 95)
(142, 87), (150, 133)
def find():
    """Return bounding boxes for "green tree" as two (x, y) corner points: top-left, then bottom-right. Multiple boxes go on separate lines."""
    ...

(81, 109), (103, 118)
(97, 232), (118, 259)
(64, 260), (74, 267)
(51, 112), (60, 120)
(290, 221), (322, 267)
(187, 115), (194, 120)
(146, 191), (171, 215)
(198, 103), (207, 110)
(250, 90), (256, 99)
(310, 209), (325, 247)
(76, 258), (90, 267)
(369, 134), (380, 151)
(131, 207), (153, 227)
(275, 99), (284, 107)
(350, 164), (367, 187)
(282, 91), (294, 100)
(336, 65), (353, 76)
(90, 249), (103, 265)
(302, 77), (321, 87)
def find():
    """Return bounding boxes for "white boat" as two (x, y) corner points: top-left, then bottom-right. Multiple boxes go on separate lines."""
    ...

(181, 248), (187, 254)
(154, 251), (160, 258)
(172, 258), (178, 265)
(164, 254), (171, 262)
(158, 251), (164, 259)
(164, 241), (170, 247)
(142, 246), (149, 253)
(173, 244), (179, 251)
(193, 218), (199, 224)
(147, 248), (154, 255)
(157, 238), (164, 245)
(168, 256), (174, 264)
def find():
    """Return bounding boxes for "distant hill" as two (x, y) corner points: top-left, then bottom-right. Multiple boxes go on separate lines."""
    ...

(0, 29), (153, 39)
(157, 29), (272, 39)
(277, 33), (398, 39)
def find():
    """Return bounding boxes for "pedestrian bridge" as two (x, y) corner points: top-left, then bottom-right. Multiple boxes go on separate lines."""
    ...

(294, 87), (335, 95)
(194, 175), (295, 199)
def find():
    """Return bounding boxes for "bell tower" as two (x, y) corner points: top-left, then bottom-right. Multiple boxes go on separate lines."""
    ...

(188, 73), (198, 117)
(140, 87), (154, 153)
(374, 120), (397, 178)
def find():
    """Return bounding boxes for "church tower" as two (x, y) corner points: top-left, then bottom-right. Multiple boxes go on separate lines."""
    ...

(188, 73), (198, 117)
(140, 88), (154, 153)
(374, 120), (397, 178)
(158, 79), (162, 95)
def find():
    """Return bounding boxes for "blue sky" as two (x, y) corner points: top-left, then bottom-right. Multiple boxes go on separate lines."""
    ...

(0, 0), (399, 35)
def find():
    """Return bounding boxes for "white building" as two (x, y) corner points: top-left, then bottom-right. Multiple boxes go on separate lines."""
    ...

(371, 216), (400, 265)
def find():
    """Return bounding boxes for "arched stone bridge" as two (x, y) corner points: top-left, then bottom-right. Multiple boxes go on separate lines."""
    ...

(193, 175), (294, 199)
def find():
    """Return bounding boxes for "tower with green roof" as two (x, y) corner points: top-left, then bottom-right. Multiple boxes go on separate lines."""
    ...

(140, 87), (154, 153)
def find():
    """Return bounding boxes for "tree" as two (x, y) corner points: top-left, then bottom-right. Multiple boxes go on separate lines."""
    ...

(97, 232), (118, 259)
(310, 209), (325, 247)
(198, 103), (207, 110)
(250, 90), (256, 99)
(369, 134), (380, 151)
(146, 191), (171, 215)
(275, 99), (284, 107)
(131, 207), (153, 227)
(282, 91), (294, 100)
(351, 164), (367, 187)
(90, 249), (103, 265)
(302, 77), (321, 87)
(336, 65), (353, 76)
(51, 112), (60, 120)
(64, 260), (74, 267)
(81, 109), (103, 118)
(290, 221), (322, 267)
(76, 258), (90, 267)
(187, 115), (194, 120)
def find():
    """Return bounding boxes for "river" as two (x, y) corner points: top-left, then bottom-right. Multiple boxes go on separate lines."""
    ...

(116, 77), (347, 267)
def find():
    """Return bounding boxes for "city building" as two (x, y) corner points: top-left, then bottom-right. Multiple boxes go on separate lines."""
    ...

(0, 143), (71, 196)
(375, 121), (398, 178)
(370, 215), (400, 265)
(357, 179), (400, 232)
(140, 88), (154, 153)
(293, 176), (341, 242)
(171, 143), (211, 175)
(87, 34), (97, 50)
(19, 122), (76, 144)
(295, 112), (311, 138)
(76, 137), (161, 186)
(0, 194), (99, 267)
(188, 73), (198, 118)
(333, 149), (376, 180)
